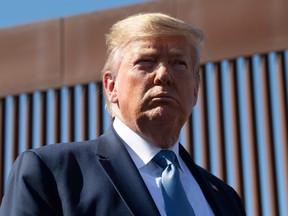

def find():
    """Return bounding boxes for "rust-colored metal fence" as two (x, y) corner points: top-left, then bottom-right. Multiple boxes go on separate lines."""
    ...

(1, 50), (287, 216)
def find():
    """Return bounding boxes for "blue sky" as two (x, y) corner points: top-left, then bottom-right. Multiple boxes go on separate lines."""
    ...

(0, 0), (151, 29)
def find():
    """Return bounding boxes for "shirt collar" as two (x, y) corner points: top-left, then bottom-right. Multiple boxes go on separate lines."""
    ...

(113, 117), (180, 169)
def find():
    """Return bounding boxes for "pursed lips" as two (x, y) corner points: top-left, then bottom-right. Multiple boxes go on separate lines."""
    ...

(151, 92), (177, 102)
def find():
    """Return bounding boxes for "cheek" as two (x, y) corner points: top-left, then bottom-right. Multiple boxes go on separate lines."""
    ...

(176, 73), (194, 89)
(117, 77), (145, 104)
(177, 76), (196, 102)
(125, 72), (151, 93)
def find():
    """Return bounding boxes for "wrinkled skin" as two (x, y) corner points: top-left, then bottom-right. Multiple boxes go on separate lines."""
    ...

(104, 35), (199, 148)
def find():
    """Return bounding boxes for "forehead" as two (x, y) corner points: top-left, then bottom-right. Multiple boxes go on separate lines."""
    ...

(126, 35), (195, 57)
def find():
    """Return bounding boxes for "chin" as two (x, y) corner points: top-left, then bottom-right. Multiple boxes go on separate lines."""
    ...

(147, 108), (179, 123)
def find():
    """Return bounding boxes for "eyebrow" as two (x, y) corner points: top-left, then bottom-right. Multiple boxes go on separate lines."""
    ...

(133, 47), (160, 58)
(167, 47), (186, 58)
(130, 41), (188, 59)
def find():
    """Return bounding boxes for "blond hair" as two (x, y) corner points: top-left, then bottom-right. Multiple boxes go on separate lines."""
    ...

(102, 12), (205, 115)
(107, 13), (204, 56)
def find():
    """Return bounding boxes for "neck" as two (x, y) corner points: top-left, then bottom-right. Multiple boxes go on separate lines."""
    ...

(135, 120), (181, 149)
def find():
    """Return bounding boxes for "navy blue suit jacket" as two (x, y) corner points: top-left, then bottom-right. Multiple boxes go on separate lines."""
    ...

(0, 127), (245, 216)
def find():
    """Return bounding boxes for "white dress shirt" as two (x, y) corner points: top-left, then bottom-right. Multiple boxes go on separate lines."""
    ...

(113, 118), (214, 216)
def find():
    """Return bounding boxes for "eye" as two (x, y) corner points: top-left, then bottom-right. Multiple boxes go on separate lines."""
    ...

(135, 58), (156, 70)
(171, 60), (188, 70)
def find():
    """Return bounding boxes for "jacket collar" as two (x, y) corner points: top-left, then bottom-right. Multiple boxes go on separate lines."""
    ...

(96, 127), (226, 216)
(179, 145), (226, 216)
(95, 127), (160, 216)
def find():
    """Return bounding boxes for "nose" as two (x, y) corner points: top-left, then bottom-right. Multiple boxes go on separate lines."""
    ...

(153, 64), (171, 85)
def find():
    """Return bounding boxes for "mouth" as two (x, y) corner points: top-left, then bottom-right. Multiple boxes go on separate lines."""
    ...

(151, 93), (177, 102)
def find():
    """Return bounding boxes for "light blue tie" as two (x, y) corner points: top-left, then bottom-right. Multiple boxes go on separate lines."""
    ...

(153, 150), (196, 216)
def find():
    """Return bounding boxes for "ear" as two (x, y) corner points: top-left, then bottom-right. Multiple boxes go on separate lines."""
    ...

(103, 71), (118, 103)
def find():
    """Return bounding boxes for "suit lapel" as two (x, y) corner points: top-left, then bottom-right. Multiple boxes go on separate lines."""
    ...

(96, 128), (160, 216)
(179, 145), (226, 216)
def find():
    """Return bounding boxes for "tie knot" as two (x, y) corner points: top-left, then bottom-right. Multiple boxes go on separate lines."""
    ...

(153, 150), (177, 169)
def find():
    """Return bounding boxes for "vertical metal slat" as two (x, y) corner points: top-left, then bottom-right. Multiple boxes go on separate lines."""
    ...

(0, 98), (3, 197)
(74, 84), (83, 142)
(60, 86), (69, 143)
(198, 69), (209, 169)
(205, 63), (220, 176)
(32, 91), (42, 149)
(220, 60), (236, 188)
(88, 82), (97, 140)
(251, 55), (272, 216)
(191, 97), (203, 166)
(18, 94), (28, 154)
(191, 68), (207, 167)
(235, 57), (254, 216)
(3, 96), (14, 190)
(46, 89), (56, 145)
(267, 52), (288, 216)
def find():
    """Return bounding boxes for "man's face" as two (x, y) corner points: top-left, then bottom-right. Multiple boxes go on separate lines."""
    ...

(105, 35), (199, 132)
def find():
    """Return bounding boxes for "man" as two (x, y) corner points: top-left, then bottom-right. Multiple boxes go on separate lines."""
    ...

(0, 13), (245, 215)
